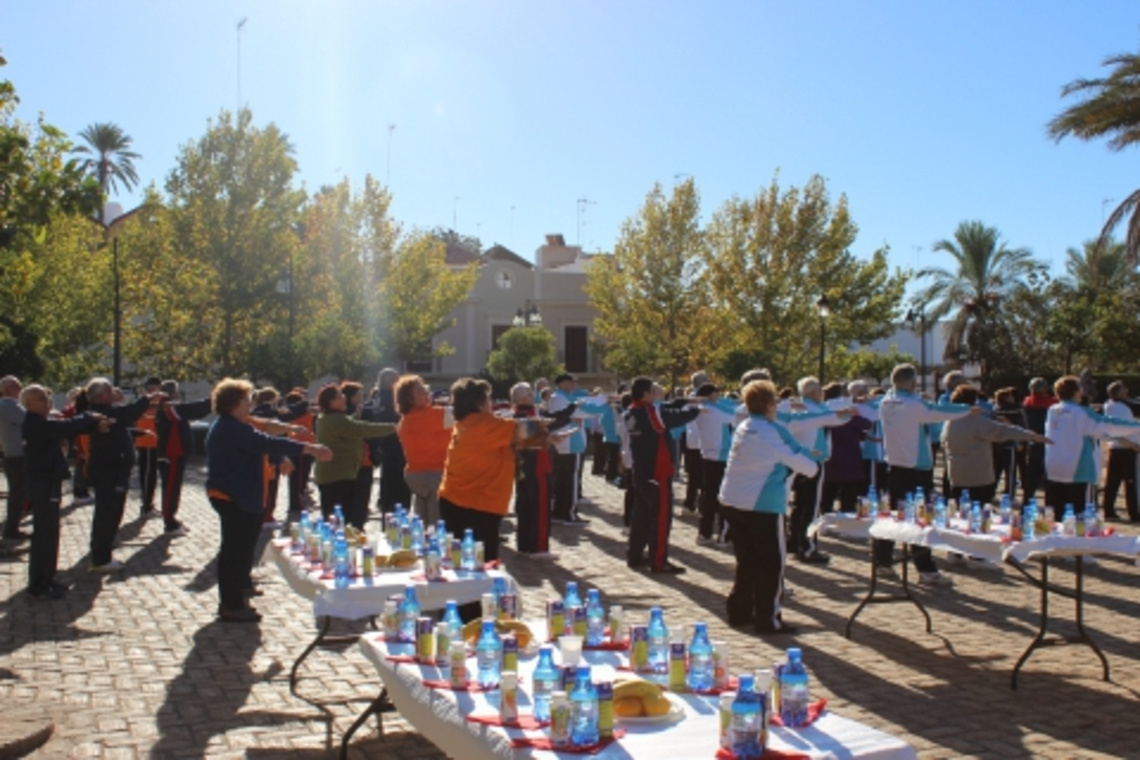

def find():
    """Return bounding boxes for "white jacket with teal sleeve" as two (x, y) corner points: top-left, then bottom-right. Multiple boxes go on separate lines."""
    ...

(549, 390), (609, 455)
(1045, 400), (1140, 484)
(879, 389), (971, 470)
(696, 398), (738, 462)
(778, 399), (844, 461)
(719, 415), (821, 515)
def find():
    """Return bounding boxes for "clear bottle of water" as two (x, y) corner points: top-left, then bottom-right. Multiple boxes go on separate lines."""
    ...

(904, 493), (916, 523)
(1084, 503), (1099, 536)
(960, 489), (971, 516)
(333, 504), (345, 531)
(460, 528), (477, 571)
(443, 599), (464, 639)
(569, 665), (599, 747)
(1062, 505), (1076, 536)
(933, 497), (947, 529)
(999, 494), (1012, 524)
(969, 504), (982, 533)
(915, 486), (926, 511)
(731, 674), (761, 758)
(686, 622), (714, 691)
(779, 647), (810, 727)
(531, 645), (560, 722)
(585, 589), (605, 646)
(333, 531), (350, 589)
(563, 581), (582, 635)
(647, 607), (669, 676)
(398, 584), (421, 643)
(868, 485), (880, 516)
(297, 511), (310, 548)
(410, 516), (425, 555)
(476, 619), (503, 687)
(1024, 504), (1038, 541)
(435, 519), (447, 540)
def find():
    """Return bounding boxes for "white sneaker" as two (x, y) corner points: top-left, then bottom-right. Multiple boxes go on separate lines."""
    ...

(919, 571), (954, 587)
(89, 560), (124, 574)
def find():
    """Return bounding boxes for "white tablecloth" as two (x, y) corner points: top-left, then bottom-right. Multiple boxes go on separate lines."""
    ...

(263, 538), (520, 619)
(810, 513), (1140, 565)
(358, 631), (917, 760)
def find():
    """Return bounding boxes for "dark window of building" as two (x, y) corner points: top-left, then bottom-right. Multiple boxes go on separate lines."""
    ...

(565, 326), (588, 373)
(492, 324), (511, 348)
(405, 340), (434, 373)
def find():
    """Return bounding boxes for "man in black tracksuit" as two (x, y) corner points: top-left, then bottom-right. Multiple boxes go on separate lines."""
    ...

(155, 381), (213, 536)
(365, 369), (409, 515)
(87, 380), (153, 572)
(624, 377), (700, 575)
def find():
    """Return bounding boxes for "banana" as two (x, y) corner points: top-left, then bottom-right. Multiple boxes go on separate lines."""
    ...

(613, 676), (671, 717)
(461, 619), (535, 648)
(614, 696), (645, 718)
(386, 549), (418, 569)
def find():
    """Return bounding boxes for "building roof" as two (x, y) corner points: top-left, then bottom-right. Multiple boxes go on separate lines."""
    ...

(483, 244), (533, 269)
(444, 241), (481, 266)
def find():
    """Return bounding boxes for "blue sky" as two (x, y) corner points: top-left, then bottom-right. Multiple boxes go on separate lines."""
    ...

(3, 1), (1138, 282)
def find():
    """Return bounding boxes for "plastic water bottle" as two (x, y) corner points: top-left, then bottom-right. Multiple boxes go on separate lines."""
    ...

(1084, 503), (1099, 536)
(585, 589), (605, 646)
(531, 644), (560, 721)
(297, 511), (310, 548)
(647, 607), (669, 677)
(410, 516), (425, 554)
(1024, 504), (1038, 541)
(779, 647), (810, 727)
(435, 519), (447, 540)
(1062, 505), (1076, 536)
(460, 528), (477, 571)
(333, 504), (345, 531)
(475, 619), (503, 688)
(915, 487), (926, 511)
(960, 489), (971, 514)
(686, 622), (714, 692)
(867, 485), (881, 516)
(969, 504), (982, 534)
(731, 674), (762, 758)
(933, 497), (947, 529)
(443, 600), (463, 639)
(333, 531), (350, 589)
(999, 494), (1012, 524)
(397, 585), (420, 644)
(563, 582), (582, 634)
(904, 493), (916, 524)
(569, 665), (599, 747)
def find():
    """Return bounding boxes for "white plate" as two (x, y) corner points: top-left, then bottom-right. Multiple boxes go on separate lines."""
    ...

(615, 693), (686, 725)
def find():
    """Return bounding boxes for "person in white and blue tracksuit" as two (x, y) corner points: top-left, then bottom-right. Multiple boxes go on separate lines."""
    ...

(693, 383), (739, 544)
(719, 379), (822, 635)
(877, 364), (975, 585)
(548, 373), (609, 525)
(1045, 375), (1140, 511)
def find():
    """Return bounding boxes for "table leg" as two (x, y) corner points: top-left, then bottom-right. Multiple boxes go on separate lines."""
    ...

(899, 544), (933, 634)
(846, 541), (933, 638)
(1074, 556), (1111, 682)
(339, 687), (391, 760)
(1011, 558), (1050, 690)
(290, 615), (333, 695)
(844, 541), (880, 638)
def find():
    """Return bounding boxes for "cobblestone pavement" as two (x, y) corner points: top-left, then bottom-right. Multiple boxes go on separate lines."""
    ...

(2, 462), (1139, 759)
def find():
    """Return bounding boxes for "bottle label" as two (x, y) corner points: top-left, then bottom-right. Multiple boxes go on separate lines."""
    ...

(596, 682), (614, 738)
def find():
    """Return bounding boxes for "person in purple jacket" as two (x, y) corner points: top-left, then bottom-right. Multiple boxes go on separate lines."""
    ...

(820, 382), (873, 514)
(206, 378), (332, 623)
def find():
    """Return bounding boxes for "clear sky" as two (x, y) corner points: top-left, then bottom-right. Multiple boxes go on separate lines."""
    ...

(3, 1), (1138, 282)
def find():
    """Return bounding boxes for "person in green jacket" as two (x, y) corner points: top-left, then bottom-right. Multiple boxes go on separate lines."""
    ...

(314, 382), (396, 528)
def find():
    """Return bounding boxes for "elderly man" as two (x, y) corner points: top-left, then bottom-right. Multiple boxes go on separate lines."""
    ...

(21, 385), (109, 598)
(0, 376), (28, 541)
(155, 380), (213, 536)
(86, 378), (156, 573)
(877, 364), (977, 586)
(1022, 377), (1054, 504)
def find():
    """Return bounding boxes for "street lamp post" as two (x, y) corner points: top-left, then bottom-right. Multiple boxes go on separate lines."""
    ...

(906, 307), (928, 392)
(112, 237), (121, 387)
(817, 294), (831, 383)
(513, 305), (542, 329)
(276, 255), (295, 389)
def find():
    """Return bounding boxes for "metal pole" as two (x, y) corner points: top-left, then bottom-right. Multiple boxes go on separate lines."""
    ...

(920, 313), (927, 393)
(113, 237), (121, 387)
(819, 315), (826, 384)
(288, 252), (295, 390)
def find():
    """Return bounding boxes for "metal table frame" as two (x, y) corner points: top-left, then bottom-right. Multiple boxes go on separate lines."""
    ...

(844, 541), (932, 639)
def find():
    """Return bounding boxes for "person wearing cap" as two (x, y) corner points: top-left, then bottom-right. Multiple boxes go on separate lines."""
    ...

(624, 376), (701, 574)
(1022, 376), (1054, 504)
(155, 380), (213, 536)
(0, 375), (28, 541)
(692, 382), (736, 546)
(133, 376), (163, 517)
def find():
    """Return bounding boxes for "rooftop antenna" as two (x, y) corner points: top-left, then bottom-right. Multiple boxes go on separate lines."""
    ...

(236, 18), (248, 113)
(576, 197), (596, 246)
(386, 124), (396, 186)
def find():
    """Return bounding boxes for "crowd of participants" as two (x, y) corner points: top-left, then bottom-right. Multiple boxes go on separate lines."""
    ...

(2, 362), (1139, 633)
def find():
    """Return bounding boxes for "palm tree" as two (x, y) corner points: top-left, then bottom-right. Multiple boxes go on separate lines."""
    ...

(1048, 52), (1140, 265)
(1060, 239), (1131, 295)
(914, 221), (1043, 367)
(73, 122), (140, 224)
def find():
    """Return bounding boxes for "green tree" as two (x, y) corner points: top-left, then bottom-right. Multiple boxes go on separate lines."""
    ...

(914, 221), (1043, 375)
(376, 229), (478, 368)
(585, 178), (718, 387)
(1048, 50), (1140, 264)
(73, 122), (140, 223)
(704, 174), (907, 383)
(486, 326), (561, 384)
(165, 108), (305, 377)
(1060, 239), (1131, 294)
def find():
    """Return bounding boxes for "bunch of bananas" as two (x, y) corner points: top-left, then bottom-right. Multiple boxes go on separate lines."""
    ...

(376, 549), (418, 569)
(613, 673), (672, 718)
(461, 619), (534, 649)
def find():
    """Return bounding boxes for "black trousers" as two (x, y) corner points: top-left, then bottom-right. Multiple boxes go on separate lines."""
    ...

(1023, 443), (1046, 504)
(950, 482), (997, 507)
(378, 446), (410, 515)
(440, 496), (503, 621)
(27, 478), (63, 594)
(515, 450), (552, 554)
(605, 443), (622, 482)
(553, 453), (579, 520)
(3, 455), (26, 538)
(699, 459), (726, 539)
(159, 455), (189, 530)
(862, 460), (889, 495)
(590, 432), (607, 475)
(210, 499), (263, 612)
(319, 480), (358, 526)
(352, 465), (373, 528)
(723, 510), (785, 631)
(1102, 448), (1138, 519)
(822, 480), (862, 514)
(790, 466), (824, 557)
(89, 466), (130, 566)
(1046, 480), (1094, 514)
(873, 466), (937, 572)
(683, 448), (703, 512)
(136, 447), (159, 510)
(288, 454), (312, 513)
(623, 481), (635, 527)
(628, 477), (672, 570)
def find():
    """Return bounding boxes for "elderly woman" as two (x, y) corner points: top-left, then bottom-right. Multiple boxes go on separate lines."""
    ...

(314, 383), (396, 529)
(393, 375), (452, 526)
(941, 385), (1047, 506)
(206, 378), (331, 623)
(438, 378), (528, 564)
(719, 379), (821, 635)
